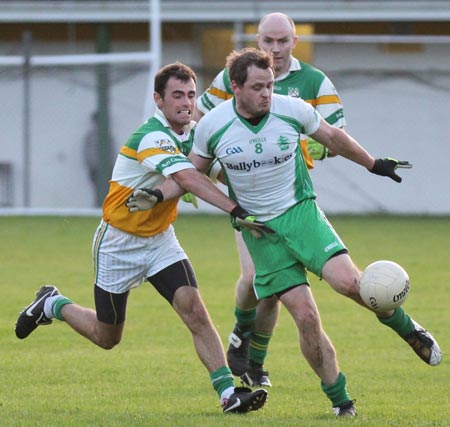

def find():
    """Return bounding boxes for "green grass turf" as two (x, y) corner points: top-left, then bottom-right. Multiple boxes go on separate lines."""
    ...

(1, 214), (449, 426)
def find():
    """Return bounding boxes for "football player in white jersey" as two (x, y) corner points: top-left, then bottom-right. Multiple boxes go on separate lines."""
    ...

(193, 13), (347, 387)
(131, 48), (440, 417)
(15, 62), (270, 414)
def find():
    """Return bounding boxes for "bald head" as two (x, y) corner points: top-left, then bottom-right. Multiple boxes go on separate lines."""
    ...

(258, 13), (296, 36)
(257, 13), (298, 76)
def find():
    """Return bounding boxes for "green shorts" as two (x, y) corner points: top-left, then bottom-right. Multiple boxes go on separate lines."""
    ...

(242, 198), (346, 299)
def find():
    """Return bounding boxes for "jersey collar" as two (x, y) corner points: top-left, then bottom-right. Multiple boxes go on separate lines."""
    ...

(153, 108), (196, 134)
(275, 56), (301, 81)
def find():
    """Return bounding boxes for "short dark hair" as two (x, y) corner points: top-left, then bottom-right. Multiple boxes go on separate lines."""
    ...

(154, 62), (197, 98)
(226, 47), (273, 86)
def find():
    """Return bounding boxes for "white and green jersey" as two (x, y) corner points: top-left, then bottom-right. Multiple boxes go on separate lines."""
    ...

(192, 94), (321, 221)
(196, 56), (345, 128)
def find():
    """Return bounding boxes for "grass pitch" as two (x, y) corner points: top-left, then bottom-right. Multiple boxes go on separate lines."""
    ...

(1, 214), (449, 426)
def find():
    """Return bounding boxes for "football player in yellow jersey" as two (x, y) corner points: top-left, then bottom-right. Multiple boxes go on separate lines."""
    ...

(194, 12), (346, 387)
(15, 62), (270, 414)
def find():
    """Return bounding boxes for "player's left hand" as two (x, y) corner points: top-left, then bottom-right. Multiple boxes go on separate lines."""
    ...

(181, 192), (198, 208)
(369, 158), (412, 183)
(230, 206), (275, 239)
(126, 188), (163, 212)
(307, 138), (328, 160)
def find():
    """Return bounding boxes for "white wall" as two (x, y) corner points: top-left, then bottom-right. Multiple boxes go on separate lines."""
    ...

(0, 40), (203, 208)
(312, 43), (450, 214)
(1, 40), (449, 213)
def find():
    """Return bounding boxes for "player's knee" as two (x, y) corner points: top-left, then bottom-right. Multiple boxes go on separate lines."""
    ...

(190, 302), (210, 326)
(325, 263), (360, 298)
(238, 271), (254, 288)
(292, 302), (320, 332)
(97, 335), (121, 350)
(261, 295), (279, 309)
(177, 296), (211, 331)
(323, 253), (361, 299)
(94, 325), (123, 350)
(302, 307), (320, 329)
(240, 262), (255, 285)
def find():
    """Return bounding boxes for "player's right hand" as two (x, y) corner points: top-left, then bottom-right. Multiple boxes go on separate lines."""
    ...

(230, 206), (275, 239)
(126, 188), (163, 212)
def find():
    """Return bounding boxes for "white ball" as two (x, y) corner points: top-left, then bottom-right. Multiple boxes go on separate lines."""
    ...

(359, 260), (410, 312)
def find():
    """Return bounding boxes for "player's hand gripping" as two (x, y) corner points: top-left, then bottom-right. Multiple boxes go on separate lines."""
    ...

(230, 206), (275, 239)
(126, 188), (163, 212)
(307, 138), (328, 161)
(180, 192), (198, 208)
(369, 158), (412, 183)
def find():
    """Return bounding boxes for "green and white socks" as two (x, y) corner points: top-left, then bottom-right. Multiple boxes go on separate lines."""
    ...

(44, 295), (72, 320)
(210, 366), (235, 405)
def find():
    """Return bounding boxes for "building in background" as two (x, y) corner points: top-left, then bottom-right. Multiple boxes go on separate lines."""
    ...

(0, 1), (449, 213)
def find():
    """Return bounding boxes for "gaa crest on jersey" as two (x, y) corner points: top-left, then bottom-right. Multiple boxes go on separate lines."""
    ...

(155, 138), (177, 154)
(287, 87), (300, 98)
(277, 135), (290, 151)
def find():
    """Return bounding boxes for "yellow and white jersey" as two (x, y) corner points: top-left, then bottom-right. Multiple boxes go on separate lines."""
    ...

(102, 109), (196, 237)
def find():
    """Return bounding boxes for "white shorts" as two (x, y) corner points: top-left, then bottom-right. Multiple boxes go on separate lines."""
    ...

(93, 220), (187, 294)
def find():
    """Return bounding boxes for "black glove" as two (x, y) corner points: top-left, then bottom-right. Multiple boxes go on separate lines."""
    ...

(369, 158), (412, 183)
(230, 206), (275, 239)
(126, 188), (163, 212)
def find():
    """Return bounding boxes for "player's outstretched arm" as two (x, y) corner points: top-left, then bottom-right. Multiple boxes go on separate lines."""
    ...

(169, 161), (274, 237)
(125, 158), (274, 237)
(310, 119), (412, 183)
